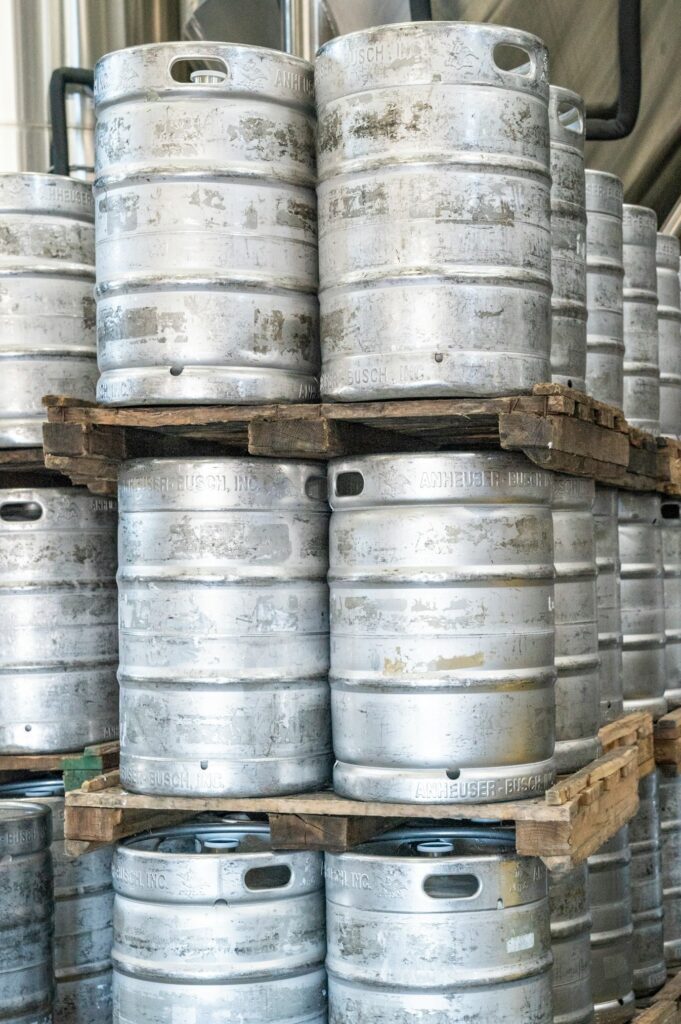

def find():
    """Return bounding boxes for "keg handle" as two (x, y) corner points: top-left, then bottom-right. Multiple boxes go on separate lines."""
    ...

(423, 872), (482, 899)
(0, 501), (44, 522)
(168, 55), (230, 85)
(491, 39), (540, 84)
(49, 67), (94, 178)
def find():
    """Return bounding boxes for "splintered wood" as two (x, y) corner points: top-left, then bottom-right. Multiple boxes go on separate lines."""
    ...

(655, 708), (681, 771)
(637, 972), (681, 1022)
(0, 741), (120, 791)
(599, 711), (655, 778)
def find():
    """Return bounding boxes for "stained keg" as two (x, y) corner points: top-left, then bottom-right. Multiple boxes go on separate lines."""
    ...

(658, 765), (681, 971)
(617, 491), (666, 719)
(629, 771), (666, 997)
(584, 170), (624, 407)
(593, 486), (624, 724)
(551, 474), (600, 771)
(0, 173), (96, 447)
(316, 21), (552, 399)
(661, 498), (681, 708)
(112, 820), (326, 1023)
(118, 458), (331, 796)
(549, 864), (594, 1024)
(587, 827), (635, 1024)
(95, 42), (319, 405)
(657, 234), (681, 437)
(549, 86), (587, 392)
(0, 799), (53, 1024)
(622, 205), (659, 434)
(0, 487), (118, 754)
(328, 452), (556, 804)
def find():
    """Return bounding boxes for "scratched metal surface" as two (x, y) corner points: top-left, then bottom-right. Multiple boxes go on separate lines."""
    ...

(660, 497), (681, 711)
(628, 771), (666, 999)
(656, 234), (681, 439)
(549, 863), (595, 1024)
(593, 486), (624, 726)
(622, 204), (660, 434)
(658, 765), (681, 973)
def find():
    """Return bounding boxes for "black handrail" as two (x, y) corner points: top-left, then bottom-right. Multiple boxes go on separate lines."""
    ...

(585, 0), (641, 141)
(410, 0), (433, 20)
(49, 66), (94, 177)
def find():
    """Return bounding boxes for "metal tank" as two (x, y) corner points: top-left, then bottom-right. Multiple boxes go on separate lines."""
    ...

(551, 474), (601, 772)
(657, 233), (681, 438)
(316, 21), (552, 400)
(658, 765), (681, 972)
(593, 486), (624, 724)
(328, 452), (556, 804)
(660, 498), (681, 709)
(325, 825), (553, 1024)
(617, 491), (666, 719)
(0, 799), (53, 1024)
(112, 820), (326, 1024)
(622, 205), (660, 434)
(0, 173), (96, 448)
(549, 86), (587, 392)
(629, 771), (666, 998)
(94, 42), (319, 406)
(584, 170), (624, 408)
(0, 778), (112, 1024)
(549, 864), (595, 1024)
(0, 487), (118, 754)
(117, 458), (331, 796)
(587, 827), (635, 1024)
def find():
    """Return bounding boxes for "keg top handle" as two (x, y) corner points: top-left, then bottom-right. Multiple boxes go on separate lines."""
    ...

(0, 499), (44, 523)
(49, 67), (95, 179)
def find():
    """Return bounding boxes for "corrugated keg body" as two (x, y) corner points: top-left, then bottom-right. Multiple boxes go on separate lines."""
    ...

(94, 42), (319, 405)
(0, 779), (113, 1024)
(656, 233), (681, 437)
(660, 499), (681, 708)
(326, 826), (552, 1024)
(622, 205), (659, 433)
(617, 491), (666, 719)
(117, 458), (331, 796)
(549, 86), (587, 391)
(0, 800), (53, 1024)
(587, 827), (635, 1024)
(551, 474), (600, 771)
(111, 821), (326, 1024)
(316, 22), (552, 399)
(0, 173), (96, 447)
(658, 765), (681, 970)
(629, 771), (666, 997)
(0, 488), (118, 754)
(593, 487), (624, 724)
(549, 864), (595, 1024)
(328, 452), (556, 804)
(584, 171), (624, 407)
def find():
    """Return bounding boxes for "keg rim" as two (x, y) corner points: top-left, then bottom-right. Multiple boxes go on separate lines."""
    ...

(119, 818), (275, 856)
(316, 18), (547, 59)
(96, 38), (314, 76)
(348, 824), (518, 860)
(0, 777), (64, 800)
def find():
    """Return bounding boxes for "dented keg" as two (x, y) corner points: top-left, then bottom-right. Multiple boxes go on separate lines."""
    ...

(549, 864), (595, 1024)
(118, 458), (331, 796)
(316, 21), (552, 399)
(0, 488), (118, 754)
(94, 43), (319, 405)
(551, 474), (600, 771)
(629, 771), (666, 998)
(549, 86), (587, 392)
(658, 765), (681, 971)
(0, 173), (97, 447)
(593, 487), (624, 724)
(657, 234), (681, 437)
(328, 452), (556, 804)
(112, 820), (326, 1023)
(584, 170), (624, 407)
(0, 799), (53, 1024)
(622, 205), (659, 433)
(661, 498), (681, 708)
(587, 827), (635, 1024)
(617, 491), (666, 719)
(326, 826), (552, 1024)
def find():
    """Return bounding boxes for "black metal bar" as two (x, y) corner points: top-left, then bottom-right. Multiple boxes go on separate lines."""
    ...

(410, 0), (433, 20)
(49, 67), (94, 177)
(585, 0), (641, 141)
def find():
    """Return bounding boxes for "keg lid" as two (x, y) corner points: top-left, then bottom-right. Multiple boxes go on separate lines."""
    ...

(361, 825), (516, 858)
(121, 819), (272, 855)
(0, 800), (52, 853)
(0, 778), (64, 800)
(0, 172), (93, 221)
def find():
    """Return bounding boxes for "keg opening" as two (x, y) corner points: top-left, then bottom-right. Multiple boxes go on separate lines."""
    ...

(305, 476), (328, 502)
(557, 100), (584, 136)
(493, 43), (533, 76)
(423, 873), (481, 899)
(0, 501), (43, 522)
(169, 365), (184, 376)
(662, 503), (681, 520)
(244, 864), (292, 890)
(445, 768), (461, 781)
(335, 471), (364, 497)
(170, 58), (229, 84)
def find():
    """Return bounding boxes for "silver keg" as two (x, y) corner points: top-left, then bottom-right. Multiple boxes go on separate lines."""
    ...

(584, 170), (624, 408)
(316, 21), (552, 399)
(328, 452), (556, 803)
(549, 86), (587, 392)
(0, 173), (96, 447)
(94, 42), (319, 405)
(617, 491), (666, 719)
(657, 233), (681, 437)
(593, 486), (624, 724)
(629, 771), (666, 998)
(0, 487), (118, 754)
(118, 458), (331, 796)
(622, 205), (659, 434)
(661, 498), (681, 708)
(587, 827), (635, 1024)
(0, 778), (112, 1024)
(326, 825), (552, 1024)
(112, 820), (326, 1024)
(551, 474), (600, 771)
(0, 799), (53, 1024)
(658, 765), (681, 971)
(549, 864), (595, 1024)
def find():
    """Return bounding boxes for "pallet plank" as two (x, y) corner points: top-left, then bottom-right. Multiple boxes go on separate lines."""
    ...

(600, 712), (655, 778)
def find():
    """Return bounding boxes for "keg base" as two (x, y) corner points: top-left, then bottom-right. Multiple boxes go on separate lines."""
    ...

(632, 963), (668, 1000)
(120, 753), (332, 797)
(553, 736), (602, 775)
(551, 373), (587, 393)
(97, 366), (319, 406)
(333, 758), (556, 804)
(664, 687), (681, 710)
(593, 993), (636, 1024)
(0, 417), (45, 447)
(623, 696), (668, 720)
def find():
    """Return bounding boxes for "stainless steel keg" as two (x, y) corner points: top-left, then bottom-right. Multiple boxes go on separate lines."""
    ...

(657, 233), (681, 438)
(328, 452), (556, 803)
(0, 487), (118, 754)
(661, 498), (681, 708)
(551, 474), (600, 771)
(629, 771), (666, 998)
(587, 827), (635, 1024)
(584, 170), (624, 408)
(118, 458), (331, 796)
(112, 820), (326, 1023)
(593, 486), (624, 724)
(0, 173), (96, 447)
(0, 799), (53, 1024)
(617, 491), (666, 719)
(94, 42), (319, 405)
(549, 86), (587, 392)
(316, 22), (552, 399)
(658, 765), (681, 972)
(622, 205), (659, 434)
(326, 826), (552, 1024)
(549, 864), (595, 1024)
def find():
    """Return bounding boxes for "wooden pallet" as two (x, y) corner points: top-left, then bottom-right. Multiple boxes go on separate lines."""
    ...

(655, 708), (681, 770)
(599, 711), (655, 778)
(0, 446), (67, 489)
(0, 741), (119, 792)
(637, 972), (681, 1022)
